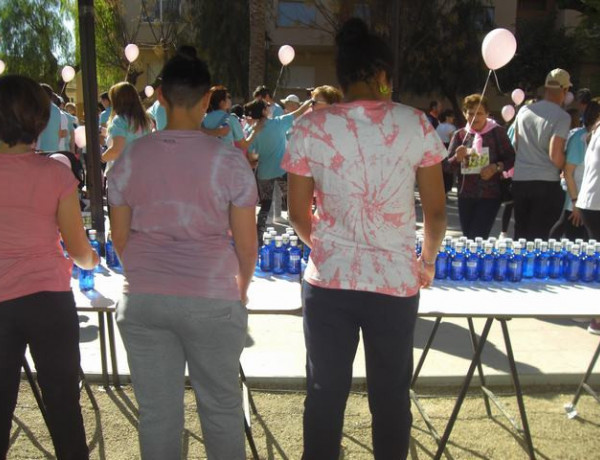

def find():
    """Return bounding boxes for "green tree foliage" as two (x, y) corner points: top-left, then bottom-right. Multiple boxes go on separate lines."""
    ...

(185, 0), (250, 99)
(495, 14), (581, 95)
(0, 0), (74, 87)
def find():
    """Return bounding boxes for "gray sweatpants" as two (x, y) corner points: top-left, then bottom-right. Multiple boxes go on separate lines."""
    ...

(116, 293), (248, 460)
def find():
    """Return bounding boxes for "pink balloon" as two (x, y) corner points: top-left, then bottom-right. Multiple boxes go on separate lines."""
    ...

(0, 60), (6, 75)
(144, 85), (154, 98)
(74, 126), (86, 148)
(565, 91), (574, 106)
(511, 88), (525, 106)
(278, 45), (295, 66)
(61, 66), (76, 83)
(501, 105), (516, 123)
(481, 28), (517, 70)
(124, 44), (140, 63)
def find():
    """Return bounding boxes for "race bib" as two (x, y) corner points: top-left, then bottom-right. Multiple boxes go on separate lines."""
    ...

(461, 147), (489, 175)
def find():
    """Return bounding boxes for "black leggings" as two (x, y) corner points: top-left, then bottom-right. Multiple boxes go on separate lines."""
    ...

(302, 283), (418, 460)
(458, 198), (502, 239)
(581, 209), (600, 239)
(0, 291), (88, 460)
(512, 180), (565, 240)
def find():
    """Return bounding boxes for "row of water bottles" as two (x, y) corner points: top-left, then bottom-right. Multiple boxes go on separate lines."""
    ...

(416, 236), (600, 283)
(257, 227), (310, 275)
(63, 230), (122, 291)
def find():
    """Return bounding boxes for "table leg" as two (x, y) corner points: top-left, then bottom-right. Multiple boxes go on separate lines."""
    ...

(467, 318), (492, 417)
(566, 339), (600, 418)
(106, 312), (121, 388)
(97, 312), (109, 390)
(500, 319), (536, 460)
(434, 318), (493, 460)
(412, 317), (442, 388)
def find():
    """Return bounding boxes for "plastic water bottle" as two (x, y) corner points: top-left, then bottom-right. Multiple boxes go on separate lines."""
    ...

(450, 242), (466, 281)
(446, 239), (456, 274)
(302, 243), (311, 262)
(78, 266), (94, 291)
(105, 231), (121, 270)
(287, 236), (302, 274)
(595, 243), (600, 283)
(88, 229), (101, 272)
(479, 243), (495, 281)
(434, 245), (448, 280)
(475, 237), (484, 253)
(487, 237), (498, 253)
(504, 238), (514, 256)
(580, 245), (597, 283)
(494, 242), (509, 281)
(415, 236), (423, 258)
(282, 232), (290, 249)
(507, 242), (523, 282)
(564, 244), (582, 282)
(548, 242), (563, 279)
(465, 243), (480, 281)
(272, 236), (286, 275)
(534, 242), (550, 279)
(534, 238), (543, 254)
(523, 241), (536, 278)
(259, 235), (273, 272)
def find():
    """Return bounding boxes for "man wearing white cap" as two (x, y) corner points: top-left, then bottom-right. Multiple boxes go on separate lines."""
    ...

(282, 94), (301, 113)
(512, 68), (572, 240)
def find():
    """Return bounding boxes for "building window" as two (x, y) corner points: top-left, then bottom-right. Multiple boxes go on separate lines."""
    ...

(277, 1), (317, 27)
(518, 0), (547, 10)
(143, 0), (181, 22)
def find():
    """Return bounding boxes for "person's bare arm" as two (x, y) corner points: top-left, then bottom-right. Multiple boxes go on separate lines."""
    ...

(101, 136), (125, 163)
(229, 204), (258, 304)
(57, 189), (98, 269)
(288, 173), (315, 248)
(110, 205), (132, 260)
(549, 135), (566, 169)
(416, 163), (447, 288)
(564, 163), (583, 226)
(290, 100), (313, 120)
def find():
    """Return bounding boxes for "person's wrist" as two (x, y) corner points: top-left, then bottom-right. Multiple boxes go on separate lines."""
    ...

(421, 256), (436, 267)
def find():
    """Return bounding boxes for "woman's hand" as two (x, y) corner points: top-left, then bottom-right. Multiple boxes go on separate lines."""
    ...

(418, 257), (436, 289)
(569, 207), (583, 227)
(479, 164), (498, 181)
(455, 145), (468, 162)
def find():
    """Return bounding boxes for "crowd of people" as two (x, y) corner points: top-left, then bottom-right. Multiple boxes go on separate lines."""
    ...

(1, 14), (600, 460)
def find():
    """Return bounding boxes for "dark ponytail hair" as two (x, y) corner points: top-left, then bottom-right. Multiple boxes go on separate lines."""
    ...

(335, 18), (393, 92)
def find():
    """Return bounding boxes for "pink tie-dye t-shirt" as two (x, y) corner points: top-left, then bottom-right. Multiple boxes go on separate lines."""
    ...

(282, 100), (446, 297)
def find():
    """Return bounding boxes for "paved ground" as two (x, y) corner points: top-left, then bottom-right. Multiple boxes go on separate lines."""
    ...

(49, 190), (600, 391)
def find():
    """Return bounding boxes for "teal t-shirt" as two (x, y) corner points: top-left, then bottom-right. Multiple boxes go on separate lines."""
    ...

(147, 101), (167, 131)
(202, 110), (244, 145)
(270, 103), (284, 118)
(37, 103), (62, 152)
(99, 107), (112, 126)
(108, 115), (149, 145)
(564, 127), (588, 212)
(249, 113), (294, 180)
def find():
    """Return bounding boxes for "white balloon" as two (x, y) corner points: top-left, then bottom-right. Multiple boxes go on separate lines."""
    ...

(565, 91), (574, 106)
(278, 45), (295, 66)
(0, 60), (5, 75)
(511, 88), (525, 106)
(74, 126), (86, 149)
(124, 44), (140, 63)
(61, 65), (76, 83)
(144, 85), (154, 98)
(501, 105), (516, 123)
(481, 28), (517, 70)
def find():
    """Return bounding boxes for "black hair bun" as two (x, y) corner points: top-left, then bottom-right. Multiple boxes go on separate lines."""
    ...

(335, 17), (370, 47)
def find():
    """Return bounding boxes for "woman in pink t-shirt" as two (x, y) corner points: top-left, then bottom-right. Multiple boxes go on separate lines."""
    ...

(0, 75), (98, 459)
(283, 19), (447, 459)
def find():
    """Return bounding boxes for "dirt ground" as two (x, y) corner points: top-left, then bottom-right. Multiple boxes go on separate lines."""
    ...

(7, 383), (600, 459)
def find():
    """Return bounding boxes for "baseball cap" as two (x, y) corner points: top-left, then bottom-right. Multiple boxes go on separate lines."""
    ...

(545, 69), (572, 89)
(281, 94), (300, 104)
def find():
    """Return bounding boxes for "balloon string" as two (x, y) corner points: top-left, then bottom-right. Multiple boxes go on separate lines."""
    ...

(125, 63), (131, 82)
(273, 65), (285, 99)
(458, 69), (492, 196)
(492, 70), (506, 95)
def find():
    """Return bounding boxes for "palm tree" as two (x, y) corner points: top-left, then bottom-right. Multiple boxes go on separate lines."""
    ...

(248, 0), (266, 98)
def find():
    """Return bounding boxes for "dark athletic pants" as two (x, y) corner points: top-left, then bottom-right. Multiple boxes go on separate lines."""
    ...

(301, 282), (419, 460)
(512, 180), (565, 240)
(458, 197), (502, 239)
(0, 291), (88, 460)
(549, 209), (589, 240)
(581, 209), (600, 240)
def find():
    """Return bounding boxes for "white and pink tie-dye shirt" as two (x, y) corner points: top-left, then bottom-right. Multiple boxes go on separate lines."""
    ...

(282, 100), (446, 297)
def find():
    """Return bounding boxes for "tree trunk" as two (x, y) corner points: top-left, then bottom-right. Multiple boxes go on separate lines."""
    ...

(248, 0), (266, 99)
